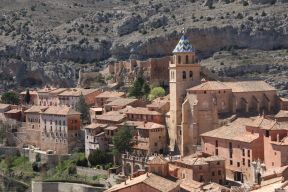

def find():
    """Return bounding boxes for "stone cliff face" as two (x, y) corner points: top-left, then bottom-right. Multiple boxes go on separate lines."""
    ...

(0, 0), (287, 90)
(111, 17), (288, 60)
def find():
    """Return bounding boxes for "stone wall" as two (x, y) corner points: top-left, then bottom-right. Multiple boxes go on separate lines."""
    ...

(76, 166), (108, 177)
(0, 146), (19, 156)
(31, 181), (105, 192)
(21, 148), (70, 169)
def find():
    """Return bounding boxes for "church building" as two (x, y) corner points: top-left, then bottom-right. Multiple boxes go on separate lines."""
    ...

(168, 35), (278, 156)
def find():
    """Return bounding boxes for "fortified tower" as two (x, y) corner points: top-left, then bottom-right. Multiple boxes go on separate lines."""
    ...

(169, 35), (201, 153)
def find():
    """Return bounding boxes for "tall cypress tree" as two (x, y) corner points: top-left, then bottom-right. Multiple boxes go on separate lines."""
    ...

(24, 89), (31, 104)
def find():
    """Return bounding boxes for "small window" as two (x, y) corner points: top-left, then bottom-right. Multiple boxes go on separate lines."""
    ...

(189, 71), (193, 78)
(212, 171), (215, 176)
(186, 55), (189, 64)
(182, 71), (186, 79)
(242, 158), (245, 165)
(230, 160), (233, 165)
(237, 162), (240, 167)
(265, 130), (270, 137)
(178, 56), (181, 64)
(218, 170), (222, 175)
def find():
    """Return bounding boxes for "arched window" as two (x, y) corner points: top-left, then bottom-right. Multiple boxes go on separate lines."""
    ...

(189, 71), (193, 78)
(178, 56), (181, 64)
(186, 55), (189, 64)
(182, 71), (186, 79)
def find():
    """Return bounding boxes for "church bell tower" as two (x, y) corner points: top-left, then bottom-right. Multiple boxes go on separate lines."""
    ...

(169, 34), (201, 153)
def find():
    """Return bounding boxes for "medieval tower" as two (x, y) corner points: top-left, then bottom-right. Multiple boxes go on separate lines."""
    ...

(168, 35), (201, 153)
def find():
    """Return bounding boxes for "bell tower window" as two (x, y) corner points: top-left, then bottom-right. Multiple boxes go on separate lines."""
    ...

(189, 71), (193, 78)
(186, 55), (189, 64)
(182, 71), (186, 79)
(178, 56), (181, 64)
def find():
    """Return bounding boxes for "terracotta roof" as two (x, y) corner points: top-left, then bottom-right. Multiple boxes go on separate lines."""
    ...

(188, 81), (230, 91)
(96, 91), (125, 98)
(37, 87), (57, 93)
(105, 98), (137, 107)
(105, 173), (180, 192)
(136, 122), (165, 130)
(201, 118), (259, 143)
(176, 155), (224, 166)
(24, 106), (48, 113)
(48, 88), (67, 94)
(147, 96), (169, 108)
(262, 165), (288, 178)
(84, 123), (107, 130)
(275, 110), (288, 118)
(147, 155), (168, 165)
(104, 126), (118, 131)
(90, 107), (103, 112)
(202, 182), (230, 192)
(96, 111), (126, 122)
(180, 179), (203, 191)
(41, 106), (81, 116)
(247, 116), (288, 131)
(0, 103), (11, 110)
(122, 106), (161, 115)
(223, 81), (276, 92)
(59, 88), (99, 97)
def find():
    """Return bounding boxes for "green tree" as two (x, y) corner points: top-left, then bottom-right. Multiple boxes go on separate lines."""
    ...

(112, 124), (133, 155)
(24, 89), (31, 104)
(148, 87), (166, 101)
(1, 92), (19, 105)
(128, 77), (150, 99)
(75, 94), (90, 124)
(88, 149), (108, 166)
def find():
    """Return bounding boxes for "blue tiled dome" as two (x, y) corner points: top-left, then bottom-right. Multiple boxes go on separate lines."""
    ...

(173, 35), (194, 53)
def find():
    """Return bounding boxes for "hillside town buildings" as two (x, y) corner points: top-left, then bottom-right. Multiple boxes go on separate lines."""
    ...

(2, 34), (288, 192)
(20, 87), (101, 109)
(23, 106), (81, 154)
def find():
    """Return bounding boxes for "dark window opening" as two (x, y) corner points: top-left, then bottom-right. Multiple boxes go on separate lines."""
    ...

(178, 56), (181, 64)
(182, 71), (186, 79)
